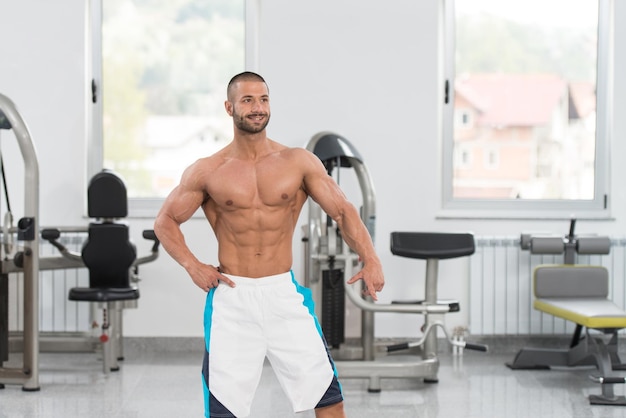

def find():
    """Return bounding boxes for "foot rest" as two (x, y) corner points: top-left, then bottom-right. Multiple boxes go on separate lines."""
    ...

(589, 374), (626, 384)
(391, 299), (460, 312)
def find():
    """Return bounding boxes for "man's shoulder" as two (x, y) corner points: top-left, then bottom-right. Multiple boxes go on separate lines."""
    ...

(180, 154), (226, 187)
(277, 145), (315, 160)
(193, 148), (229, 169)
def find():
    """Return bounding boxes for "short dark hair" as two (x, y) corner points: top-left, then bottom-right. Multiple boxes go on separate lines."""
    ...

(227, 71), (267, 100)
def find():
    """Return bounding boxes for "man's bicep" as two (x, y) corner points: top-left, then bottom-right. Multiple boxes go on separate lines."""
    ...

(305, 172), (348, 220)
(300, 149), (351, 217)
(160, 185), (205, 223)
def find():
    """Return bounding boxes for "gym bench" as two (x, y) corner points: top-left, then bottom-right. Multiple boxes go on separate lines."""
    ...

(507, 221), (626, 405)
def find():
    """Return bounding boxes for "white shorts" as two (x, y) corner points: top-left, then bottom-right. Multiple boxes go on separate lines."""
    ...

(201, 271), (341, 418)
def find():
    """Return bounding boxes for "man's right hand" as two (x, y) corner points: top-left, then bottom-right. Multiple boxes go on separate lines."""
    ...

(189, 263), (236, 291)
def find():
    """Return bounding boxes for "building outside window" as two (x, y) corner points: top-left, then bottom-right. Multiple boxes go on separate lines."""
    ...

(443, 0), (612, 217)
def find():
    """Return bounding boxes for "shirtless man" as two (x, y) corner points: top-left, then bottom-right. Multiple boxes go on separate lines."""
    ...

(154, 71), (384, 418)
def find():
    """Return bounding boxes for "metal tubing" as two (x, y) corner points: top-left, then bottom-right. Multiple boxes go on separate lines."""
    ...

(329, 253), (452, 314)
(352, 163), (376, 361)
(7, 225), (88, 234)
(2, 256), (84, 274)
(0, 93), (40, 391)
(424, 259), (439, 359)
(1, 274), (8, 364)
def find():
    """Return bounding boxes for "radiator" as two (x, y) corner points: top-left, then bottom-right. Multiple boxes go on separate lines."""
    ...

(7, 234), (626, 336)
(7, 233), (91, 333)
(469, 236), (626, 335)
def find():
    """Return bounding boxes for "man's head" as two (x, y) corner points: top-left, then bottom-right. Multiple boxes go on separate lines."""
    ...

(227, 71), (267, 101)
(225, 71), (270, 134)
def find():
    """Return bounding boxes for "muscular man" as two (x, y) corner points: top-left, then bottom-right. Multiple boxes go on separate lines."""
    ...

(154, 71), (384, 418)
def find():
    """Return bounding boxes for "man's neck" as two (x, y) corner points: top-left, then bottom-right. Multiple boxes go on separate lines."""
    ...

(231, 131), (272, 160)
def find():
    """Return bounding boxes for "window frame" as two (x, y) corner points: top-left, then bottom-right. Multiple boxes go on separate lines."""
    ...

(87, 0), (259, 218)
(440, 0), (614, 219)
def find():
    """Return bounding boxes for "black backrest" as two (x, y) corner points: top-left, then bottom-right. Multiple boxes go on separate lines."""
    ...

(88, 169), (128, 219)
(82, 170), (136, 288)
(82, 223), (136, 288)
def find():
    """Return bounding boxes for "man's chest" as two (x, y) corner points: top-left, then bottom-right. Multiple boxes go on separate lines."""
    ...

(207, 160), (303, 208)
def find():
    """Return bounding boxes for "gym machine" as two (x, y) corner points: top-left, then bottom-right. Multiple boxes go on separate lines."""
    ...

(507, 219), (626, 405)
(0, 93), (159, 388)
(0, 93), (41, 391)
(303, 132), (486, 392)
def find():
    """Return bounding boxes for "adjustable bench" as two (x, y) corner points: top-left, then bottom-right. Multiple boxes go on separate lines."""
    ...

(507, 220), (626, 406)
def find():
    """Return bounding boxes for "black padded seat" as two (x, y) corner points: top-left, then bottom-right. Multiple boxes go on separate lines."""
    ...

(69, 223), (138, 302)
(69, 287), (139, 302)
(391, 232), (475, 260)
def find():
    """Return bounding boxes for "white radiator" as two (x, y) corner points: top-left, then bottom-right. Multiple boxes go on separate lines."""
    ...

(7, 234), (626, 336)
(8, 233), (90, 333)
(469, 236), (626, 335)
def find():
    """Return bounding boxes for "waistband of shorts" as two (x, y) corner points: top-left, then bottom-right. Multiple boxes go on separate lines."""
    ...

(222, 270), (293, 286)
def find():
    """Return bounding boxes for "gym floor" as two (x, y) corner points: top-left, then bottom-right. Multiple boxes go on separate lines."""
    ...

(1, 339), (625, 418)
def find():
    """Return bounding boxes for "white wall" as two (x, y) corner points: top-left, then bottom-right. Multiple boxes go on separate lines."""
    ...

(1, 0), (625, 338)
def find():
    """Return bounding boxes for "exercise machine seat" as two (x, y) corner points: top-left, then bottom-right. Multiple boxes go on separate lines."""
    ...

(533, 265), (626, 329)
(391, 232), (475, 260)
(69, 170), (139, 302)
(70, 223), (138, 301)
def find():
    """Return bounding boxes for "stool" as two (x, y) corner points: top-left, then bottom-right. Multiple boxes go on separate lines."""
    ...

(390, 232), (475, 374)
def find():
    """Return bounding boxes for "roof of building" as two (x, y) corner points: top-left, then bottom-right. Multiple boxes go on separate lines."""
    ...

(568, 81), (596, 119)
(455, 73), (567, 126)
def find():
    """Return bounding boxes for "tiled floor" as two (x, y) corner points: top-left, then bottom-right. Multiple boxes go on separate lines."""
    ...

(2, 339), (626, 418)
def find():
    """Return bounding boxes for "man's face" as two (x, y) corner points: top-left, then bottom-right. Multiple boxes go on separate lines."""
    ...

(227, 81), (271, 134)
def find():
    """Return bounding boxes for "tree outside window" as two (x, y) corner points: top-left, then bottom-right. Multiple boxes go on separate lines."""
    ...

(99, 0), (245, 198)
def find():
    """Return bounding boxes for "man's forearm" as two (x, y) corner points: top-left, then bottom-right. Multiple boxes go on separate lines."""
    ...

(154, 216), (201, 272)
(335, 206), (381, 267)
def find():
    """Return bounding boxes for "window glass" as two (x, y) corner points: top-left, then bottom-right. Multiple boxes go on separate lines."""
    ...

(100, 0), (245, 198)
(443, 0), (610, 216)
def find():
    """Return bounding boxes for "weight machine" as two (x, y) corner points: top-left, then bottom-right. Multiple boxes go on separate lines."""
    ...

(303, 132), (486, 392)
(508, 219), (626, 405)
(0, 93), (41, 391)
(0, 93), (159, 389)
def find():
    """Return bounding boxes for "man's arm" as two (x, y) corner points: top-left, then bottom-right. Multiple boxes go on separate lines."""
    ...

(300, 150), (384, 300)
(154, 163), (235, 291)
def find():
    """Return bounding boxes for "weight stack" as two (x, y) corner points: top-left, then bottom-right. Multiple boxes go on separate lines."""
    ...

(322, 269), (345, 348)
(1, 273), (8, 363)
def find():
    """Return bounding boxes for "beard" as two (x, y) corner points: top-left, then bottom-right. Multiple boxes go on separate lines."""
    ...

(232, 109), (270, 134)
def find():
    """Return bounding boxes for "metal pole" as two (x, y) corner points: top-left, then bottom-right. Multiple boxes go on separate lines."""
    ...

(0, 93), (40, 391)
(423, 259), (439, 361)
(353, 163), (377, 361)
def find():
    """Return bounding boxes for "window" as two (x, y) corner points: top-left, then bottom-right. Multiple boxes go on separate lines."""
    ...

(455, 108), (473, 129)
(442, 0), (613, 218)
(484, 148), (498, 170)
(90, 0), (255, 216)
(455, 146), (472, 169)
